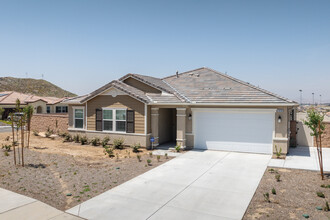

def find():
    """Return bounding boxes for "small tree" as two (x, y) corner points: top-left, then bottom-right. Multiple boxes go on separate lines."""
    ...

(23, 105), (34, 148)
(304, 108), (326, 179)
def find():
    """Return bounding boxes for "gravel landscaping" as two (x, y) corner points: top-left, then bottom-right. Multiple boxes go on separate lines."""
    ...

(0, 132), (172, 211)
(243, 168), (330, 220)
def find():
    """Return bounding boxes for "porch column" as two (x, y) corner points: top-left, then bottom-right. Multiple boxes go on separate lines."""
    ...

(176, 108), (186, 148)
(151, 108), (159, 147)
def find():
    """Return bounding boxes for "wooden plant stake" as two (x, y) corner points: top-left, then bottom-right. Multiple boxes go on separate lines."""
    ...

(11, 114), (16, 165)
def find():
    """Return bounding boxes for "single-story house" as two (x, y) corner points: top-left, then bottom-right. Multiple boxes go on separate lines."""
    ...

(0, 91), (69, 118)
(63, 67), (298, 155)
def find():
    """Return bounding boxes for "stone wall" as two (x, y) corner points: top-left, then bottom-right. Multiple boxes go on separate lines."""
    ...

(314, 122), (330, 148)
(30, 114), (68, 133)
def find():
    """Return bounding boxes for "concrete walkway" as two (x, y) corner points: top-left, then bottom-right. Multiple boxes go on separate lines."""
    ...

(67, 150), (271, 220)
(268, 146), (330, 171)
(0, 188), (83, 220)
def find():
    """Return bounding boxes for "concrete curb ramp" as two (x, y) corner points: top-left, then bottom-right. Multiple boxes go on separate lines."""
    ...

(0, 188), (83, 220)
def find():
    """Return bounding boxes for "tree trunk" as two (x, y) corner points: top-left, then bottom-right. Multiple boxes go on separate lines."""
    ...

(21, 119), (24, 167)
(319, 122), (324, 180)
(11, 117), (16, 165)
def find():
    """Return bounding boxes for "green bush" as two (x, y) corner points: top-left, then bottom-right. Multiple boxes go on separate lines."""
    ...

(275, 145), (282, 158)
(317, 192), (325, 198)
(113, 138), (124, 149)
(147, 159), (152, 166)
(80, 136), (88, 145)
(324, 201), (329, 211)
(275, 174), (281, 182)
(165, 153), (168, 159)
(137, 154), (141, 162)
(104, 146), (114, 157)
(63, 133), (72, 142)
(2, 144), (11, 152)
(132, 143), (141, 153)
(73, 134), (80, 143)
(263, 192), (270, 203)
(101, 136), (110, 147)
(157, 155), (160, 162)
(175, 145), (181, 152)
(91, 137), (100, 146)
(321, 184), (330, 188)
(272, 188), (276, 195)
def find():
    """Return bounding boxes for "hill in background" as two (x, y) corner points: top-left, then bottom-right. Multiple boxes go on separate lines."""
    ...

(0, 77), (76, 98)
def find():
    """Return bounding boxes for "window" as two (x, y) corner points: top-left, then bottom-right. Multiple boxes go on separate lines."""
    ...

(47, 106), (50, 114)
(103, 109), (113, 131)
(74, 108), (84, 129)
(56, 106), (68, 113)
(102, 109), (126, 132)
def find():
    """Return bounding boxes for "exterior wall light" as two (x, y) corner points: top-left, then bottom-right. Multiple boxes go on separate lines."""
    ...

(278, 115), (282, 123)
(188, 113), (192, 120)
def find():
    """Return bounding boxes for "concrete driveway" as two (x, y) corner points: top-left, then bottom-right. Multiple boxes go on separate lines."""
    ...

(67, 150), (271, 220)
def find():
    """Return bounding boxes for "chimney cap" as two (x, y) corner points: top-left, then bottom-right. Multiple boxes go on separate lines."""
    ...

(176, 70), (179, 78)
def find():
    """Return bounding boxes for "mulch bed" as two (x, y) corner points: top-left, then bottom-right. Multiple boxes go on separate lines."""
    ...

(0, 133), (172, 211)
(243, 168), (330, 219)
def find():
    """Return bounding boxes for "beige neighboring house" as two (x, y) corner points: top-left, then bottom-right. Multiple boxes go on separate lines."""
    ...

(0, 91), (69, 118)
(63, 67), (298, 155)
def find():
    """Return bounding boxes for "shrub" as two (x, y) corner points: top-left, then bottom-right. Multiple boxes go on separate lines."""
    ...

(4, 151), (9, 156)
(272, 188), (276, 195)
(80, 136), (88, 145)
(317, 192), (325, 198)
(268, 168), (275, 173)
(149, 152), (153, 158)
(137, 154), (141, 162)
(175, 145), (181, 152)
(45, 130), (52, 138)
(324, 201), (329, 211)
(263, 192), (270, 202)
(147, 159), (152, 166)
(63, 133), (72, 142)
(2, 144), (11, 152)
(275, 174), (281, 182)
(116, 153), (119, 161)
(73, 134), (80, 143)
(104, 146), (114, 157)
(33, 130), (39, 136)
(157, 155), (160, 162)
(113, 138), (124, 149)
(91, 137), (100, 146)
(275, 145), (282, 158)
(321, 184), (330, 188)
(132, 143), (141, 153)
(165, 153), (168, 159)
(101, 136), (110, 147)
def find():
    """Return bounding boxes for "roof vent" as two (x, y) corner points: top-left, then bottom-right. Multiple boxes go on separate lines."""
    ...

(223, 87), (232, 90)
(176, 71), (179, 78)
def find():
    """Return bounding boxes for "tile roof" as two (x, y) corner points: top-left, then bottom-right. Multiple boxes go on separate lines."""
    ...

(69, 67), (297, 106)
(0, 91), (68, 105)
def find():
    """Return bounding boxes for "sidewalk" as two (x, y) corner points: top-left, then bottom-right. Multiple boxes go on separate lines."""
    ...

(0, 188), (83, 220)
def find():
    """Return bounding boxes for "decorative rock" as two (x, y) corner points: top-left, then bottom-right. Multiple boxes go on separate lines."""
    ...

(316, 206), (323, 210)
(302, 214), (309, 218)
(115, 167), (120, 170)
(66, 193), (72, 196)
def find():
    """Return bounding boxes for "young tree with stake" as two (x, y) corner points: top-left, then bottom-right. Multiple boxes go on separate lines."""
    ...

(304, 108), (326, 180)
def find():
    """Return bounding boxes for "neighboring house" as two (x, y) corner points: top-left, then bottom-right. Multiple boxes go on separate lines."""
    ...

(63, 67), (298, 155)
(0, 91), (69, 118)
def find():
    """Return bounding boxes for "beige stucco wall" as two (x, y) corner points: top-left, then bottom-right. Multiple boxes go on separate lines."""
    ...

(30, 100), (47, 114)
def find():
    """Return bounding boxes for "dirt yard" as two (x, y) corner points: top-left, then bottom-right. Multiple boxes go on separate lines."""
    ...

(243, 168), (330, 220)
(0, 132), (172, 211)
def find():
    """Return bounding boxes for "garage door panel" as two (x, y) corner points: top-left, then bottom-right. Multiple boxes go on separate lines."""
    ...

(194, 110), (274, 154)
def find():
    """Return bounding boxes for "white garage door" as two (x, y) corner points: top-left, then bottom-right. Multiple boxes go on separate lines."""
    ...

(193, 108), (275, 154)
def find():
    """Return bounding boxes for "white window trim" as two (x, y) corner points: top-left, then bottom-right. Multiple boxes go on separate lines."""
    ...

(73, 107), (85, 129)
(102, 108), (127, 133)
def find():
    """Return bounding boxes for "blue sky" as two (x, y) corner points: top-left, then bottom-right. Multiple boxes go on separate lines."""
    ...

(0, 0), (329, 103)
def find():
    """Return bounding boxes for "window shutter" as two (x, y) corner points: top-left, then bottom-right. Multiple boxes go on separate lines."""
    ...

(96, 109), (103, 131)
(126, 110), (135, 133)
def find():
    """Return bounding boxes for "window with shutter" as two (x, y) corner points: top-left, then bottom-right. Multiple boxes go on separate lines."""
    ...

(126, 110), (135, 133)
(95, 109), (103, 131)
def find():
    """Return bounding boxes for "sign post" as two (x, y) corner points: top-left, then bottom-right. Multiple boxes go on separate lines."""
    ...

(150, 137), (155, 150)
